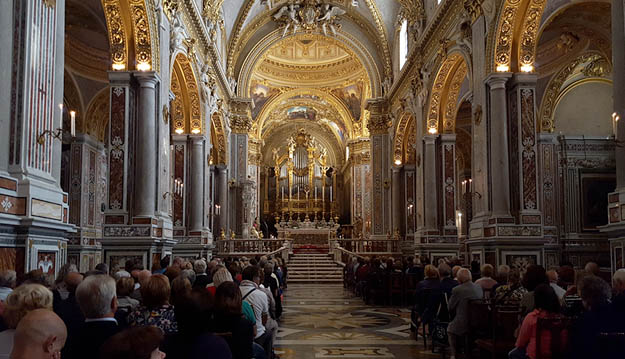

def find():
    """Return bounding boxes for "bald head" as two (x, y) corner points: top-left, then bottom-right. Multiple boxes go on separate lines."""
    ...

(64, 272), (84, 292)
(457, 268), (472, 283)
(585, 262), (600, 276)
(11, 309), (67, 359)
(613, 268), (625, 295)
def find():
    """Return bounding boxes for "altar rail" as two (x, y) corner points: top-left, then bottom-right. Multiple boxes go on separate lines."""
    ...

(334, 238), (399, 255)
(215, 239), (292, 261)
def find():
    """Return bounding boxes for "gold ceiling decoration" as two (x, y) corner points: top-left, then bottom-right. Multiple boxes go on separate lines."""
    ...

(393, 113), (414, 164)
(101, 0), (129, 70)
(538, 52), (609, 133)
(129, 0), (154, 70)
(426, 53), (469, 134)
(397, 0), (425, 26)
(265, 37), (350, 65)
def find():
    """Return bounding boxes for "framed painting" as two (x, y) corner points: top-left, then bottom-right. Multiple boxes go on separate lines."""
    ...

(580, 173), (616, 231)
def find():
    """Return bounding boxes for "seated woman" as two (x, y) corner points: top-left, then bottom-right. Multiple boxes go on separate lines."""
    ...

(494, 269), (527, 306)
(413, 265), (443, 327)
(509, 284), (566, 359)
(100, 326), (166, 359)
(213, 282), (256, 359)
(127, 274), (178, 335)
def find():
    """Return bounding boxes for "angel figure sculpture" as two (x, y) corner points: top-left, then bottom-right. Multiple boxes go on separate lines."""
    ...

(318, 5), (345, 36)
(274, 4), (300, 37)
(170, 12), (186, 53)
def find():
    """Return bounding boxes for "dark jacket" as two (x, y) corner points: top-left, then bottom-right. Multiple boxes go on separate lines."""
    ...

(213, 313), (254, 359)
(193, 273), (211, 289)
(68, 320), (119, 359)
(163, 332), (233, 359)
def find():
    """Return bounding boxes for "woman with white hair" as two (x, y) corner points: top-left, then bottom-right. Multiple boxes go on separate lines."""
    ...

(0, 283), (53, 358)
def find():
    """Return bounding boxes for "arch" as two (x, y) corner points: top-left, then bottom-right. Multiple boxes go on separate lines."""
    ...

(171, 54), (203, 134)
(85, 88), (111, 143)
(227, 2), (392, 80)
(237, 30), (383, 98)
(101, 0), (130, 70)
(254, 88), (357, 142)
(491, 0), (547, 73)
(538, 52), (612, 132)
(101, 0), (159, 71)
(426, 53), (470, 134)
(393, 112), (414, 165)
(211, 111), (227, 165)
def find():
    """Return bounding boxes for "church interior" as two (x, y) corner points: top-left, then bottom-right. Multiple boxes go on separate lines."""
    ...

(1, 0), (625, 358)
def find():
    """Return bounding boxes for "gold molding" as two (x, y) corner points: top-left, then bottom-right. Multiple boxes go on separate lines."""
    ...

(171, 54), (202, 134)
(128, 0), (153, 70)
(538, 52), (609, 132)
(229, 98), (254, 133)
(101, 0), (129, 70)
(427, 53), (466, 133)
(393, 112), (414, 163)
(518, 0), (547, 71)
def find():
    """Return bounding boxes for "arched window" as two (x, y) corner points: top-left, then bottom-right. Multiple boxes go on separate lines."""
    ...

(399, 19), (408, 70)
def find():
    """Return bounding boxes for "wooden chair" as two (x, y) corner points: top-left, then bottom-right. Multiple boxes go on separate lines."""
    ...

(465, 300), (492, 358)
(535, 316), (571, 359)
(475, 307), (520, 359)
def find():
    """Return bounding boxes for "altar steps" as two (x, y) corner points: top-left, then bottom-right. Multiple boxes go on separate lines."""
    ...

(287, 253), (343, 284)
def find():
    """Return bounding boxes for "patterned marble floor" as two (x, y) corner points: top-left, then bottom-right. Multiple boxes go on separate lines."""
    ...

(275, 284), (437, 359)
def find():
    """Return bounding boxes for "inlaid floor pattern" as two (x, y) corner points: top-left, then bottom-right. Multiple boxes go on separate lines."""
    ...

(275, 284), (433, 359)
(287, 253), (343, 284)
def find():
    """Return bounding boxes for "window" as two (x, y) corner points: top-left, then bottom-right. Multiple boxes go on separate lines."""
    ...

(399, 19), (408, 70)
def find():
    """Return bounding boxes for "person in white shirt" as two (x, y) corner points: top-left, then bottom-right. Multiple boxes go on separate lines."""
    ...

(547, 269), (566, 300)
(240, 265), (275, 359)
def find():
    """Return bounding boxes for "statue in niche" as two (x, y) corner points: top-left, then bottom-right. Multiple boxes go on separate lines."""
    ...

(274, 1), (346, 38)
(227, 76), (237, 93)
(382, 77), (393, 97)
(170, 12), (186, 54)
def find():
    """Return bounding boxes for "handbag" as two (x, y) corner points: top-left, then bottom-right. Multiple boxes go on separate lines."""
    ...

(431, 293), (449, 347)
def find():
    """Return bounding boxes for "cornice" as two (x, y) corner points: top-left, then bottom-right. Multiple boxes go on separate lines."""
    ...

(182, 0), (232, 101)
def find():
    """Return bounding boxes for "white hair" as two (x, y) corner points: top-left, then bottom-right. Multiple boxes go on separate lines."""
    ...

(457, 268), (472, 283)
(76, 275), (116, 319)
(614, 268), (625, 284)
(0, 270), (17, 287)
(194, 259), (207, 274)
(113, 270), (131, 280)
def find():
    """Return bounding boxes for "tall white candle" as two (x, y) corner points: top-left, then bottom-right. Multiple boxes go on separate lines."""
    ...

(330, 187), (333, 202)
(70, 111), (76, 137)
(322, 187), (325, 202)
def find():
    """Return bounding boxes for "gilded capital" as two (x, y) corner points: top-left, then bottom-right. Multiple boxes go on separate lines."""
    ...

(229, 98), (254, 134)
(366, 99), (391, 135)
(463, 0), (484, 23)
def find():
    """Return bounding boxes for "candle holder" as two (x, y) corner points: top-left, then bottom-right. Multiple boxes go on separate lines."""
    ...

(38, 107), (76, 145)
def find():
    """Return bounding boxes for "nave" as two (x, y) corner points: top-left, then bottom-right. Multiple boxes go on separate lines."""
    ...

(276, 284), (420, 359)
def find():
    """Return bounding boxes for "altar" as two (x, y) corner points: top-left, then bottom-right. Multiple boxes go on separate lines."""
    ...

(276, 221), (339, 248)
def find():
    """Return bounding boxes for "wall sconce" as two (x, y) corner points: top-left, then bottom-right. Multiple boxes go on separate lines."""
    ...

(461, 178), (472, 194)
(394, 159), (402, 166)
(112, 63), (126, 71)
(428, 127), (438, 134)
(407, 203), (414, 216)
(191, 128), (201, 134)
(520, 64), (534, 73)
(473, 191), (482, 199)
(38, 106), (76, 145)
(163, 178), (184, 199)
(175, 128), (184, 134)
(612, 112), (620, 140)
(215, 204), (221, 216)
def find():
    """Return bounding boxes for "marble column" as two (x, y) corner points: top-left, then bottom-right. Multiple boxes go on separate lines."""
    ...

(134, 72), (159, 218)
(228, 97), (253, 236)
(366, 99), (391, 238)
(215, 165), (228, 236)
(611, 0), (624, 187)
(423, 135), (438, 230)
(188, 136), (205, 231)
(440, 134), (457, 231)
(392, 166), (403, 234)
(486, 73), (512, 217)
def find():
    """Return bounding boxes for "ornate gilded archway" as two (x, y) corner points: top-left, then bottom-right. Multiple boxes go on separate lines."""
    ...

(170, 54), (202, 134)
(426, 53), (469, 134)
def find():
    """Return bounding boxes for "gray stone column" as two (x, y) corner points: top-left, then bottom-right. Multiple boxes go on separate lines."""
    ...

(134, 72), (159, 218)
(392, 166), (403, 234)
(188, 136), (205, 231)
(215, 165), (228, 235)
(423, 135), (438, 230)
(614, 0), (625, 189)
(366, 99), (391, 238)
(486, 73), (512, 217)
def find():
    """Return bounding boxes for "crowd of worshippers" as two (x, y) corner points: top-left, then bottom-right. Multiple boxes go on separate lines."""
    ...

(344, 256), (625, 359)
(0, 255), (287, 359)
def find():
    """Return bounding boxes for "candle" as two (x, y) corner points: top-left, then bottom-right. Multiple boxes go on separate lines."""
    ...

(322, 187), (325, 202)
(59, 104), (63, 121)
(70, 111), (76, 137)
(613, 112), (620, 140)
(330, 187), (333, 202)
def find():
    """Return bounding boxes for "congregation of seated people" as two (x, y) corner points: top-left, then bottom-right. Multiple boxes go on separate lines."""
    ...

(0, 254), (287, 359)
(344, 255), (625, 358)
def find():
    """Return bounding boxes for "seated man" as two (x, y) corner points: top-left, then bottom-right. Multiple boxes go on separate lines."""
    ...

(447, 268), (483, 359)
(10, 309), (67, 359)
